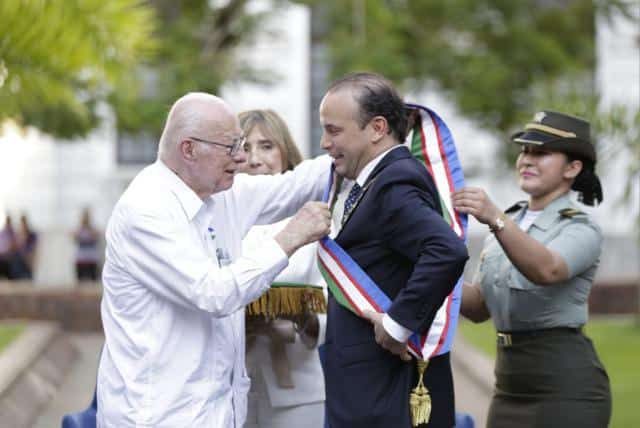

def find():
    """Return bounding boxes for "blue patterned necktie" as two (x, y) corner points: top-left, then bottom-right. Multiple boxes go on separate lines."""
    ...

(342, 182), (362, 225)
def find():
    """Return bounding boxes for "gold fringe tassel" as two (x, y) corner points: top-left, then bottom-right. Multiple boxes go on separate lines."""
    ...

(246, 286), (326, 317)
(410, 359), (431, 427)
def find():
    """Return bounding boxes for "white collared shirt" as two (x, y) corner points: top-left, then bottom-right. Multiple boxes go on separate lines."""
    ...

(330, 145), (413, 342)
(97, 157), (329, 428)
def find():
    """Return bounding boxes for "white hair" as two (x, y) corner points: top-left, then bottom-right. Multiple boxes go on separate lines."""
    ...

(157, 92), (227, 160)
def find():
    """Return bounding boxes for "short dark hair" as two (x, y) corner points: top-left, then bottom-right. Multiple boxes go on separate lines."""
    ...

(327, 72), (408, 142)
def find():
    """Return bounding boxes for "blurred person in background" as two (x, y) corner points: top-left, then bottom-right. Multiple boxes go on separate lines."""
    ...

(0, 214), (16, 279)
(74, 207), (101, 282)
(454, 111), (611, 428)
(239, 109), (326, 428)
(12, 213), (38, 279)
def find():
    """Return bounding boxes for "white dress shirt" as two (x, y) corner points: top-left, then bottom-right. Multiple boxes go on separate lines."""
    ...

(97, 157), (329, 428)
(330, 145), (413, 343)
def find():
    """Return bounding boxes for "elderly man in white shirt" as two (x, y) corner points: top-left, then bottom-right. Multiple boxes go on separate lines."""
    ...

(97, 92), (331, 428)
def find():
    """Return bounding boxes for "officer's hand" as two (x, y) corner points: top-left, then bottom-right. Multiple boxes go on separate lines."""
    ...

(451, 187), (501, 226)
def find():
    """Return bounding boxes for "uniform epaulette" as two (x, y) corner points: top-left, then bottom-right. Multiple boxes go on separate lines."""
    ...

(558, 208), (585, 218)
(505, 201), (527, 214)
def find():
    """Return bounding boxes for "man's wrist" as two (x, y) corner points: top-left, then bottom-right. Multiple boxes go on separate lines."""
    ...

(274, 231), (298, 257)
(381, 314), (412, 343)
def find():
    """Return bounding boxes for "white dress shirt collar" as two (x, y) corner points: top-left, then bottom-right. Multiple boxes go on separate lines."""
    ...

(156, 160), (206, 221)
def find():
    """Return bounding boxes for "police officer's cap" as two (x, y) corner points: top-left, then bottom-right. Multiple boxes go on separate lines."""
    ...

(511, 111), (596, 162)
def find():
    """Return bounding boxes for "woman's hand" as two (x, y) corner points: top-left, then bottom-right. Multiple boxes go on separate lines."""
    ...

(452, 187), (502, 226)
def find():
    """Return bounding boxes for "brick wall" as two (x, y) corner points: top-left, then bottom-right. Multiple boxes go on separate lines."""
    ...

(0, 277), (637, 332)
(589, 278), (640, 315)
(0, 283), (102, 331)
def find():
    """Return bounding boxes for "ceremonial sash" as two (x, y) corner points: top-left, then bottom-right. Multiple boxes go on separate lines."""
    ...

(317, 104), (468, 360)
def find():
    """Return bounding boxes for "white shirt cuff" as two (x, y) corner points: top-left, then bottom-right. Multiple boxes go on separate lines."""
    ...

(382, 313), (412, 343)
(316, 313), (327, 347)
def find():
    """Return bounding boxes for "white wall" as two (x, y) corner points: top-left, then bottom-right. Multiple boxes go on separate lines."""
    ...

(594, 7), (640, 235)
(0, 105), (120, 286)
(221, 2), (311, 156)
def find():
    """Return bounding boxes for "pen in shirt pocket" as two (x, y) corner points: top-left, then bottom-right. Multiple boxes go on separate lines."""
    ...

(207, 227), (221, 267)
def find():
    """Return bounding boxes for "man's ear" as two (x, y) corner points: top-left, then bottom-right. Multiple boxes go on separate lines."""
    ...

(369, 116), (388, 143)
(564, 159), (583, 179)
(180, 139), (197, 161)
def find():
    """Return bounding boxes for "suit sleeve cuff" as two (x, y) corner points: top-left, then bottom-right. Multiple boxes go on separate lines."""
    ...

(382, 313), (412, 343)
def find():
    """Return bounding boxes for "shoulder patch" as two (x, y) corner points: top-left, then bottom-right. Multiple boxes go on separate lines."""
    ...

(505, 201), (527, 214)
(558, 208), (585, 218)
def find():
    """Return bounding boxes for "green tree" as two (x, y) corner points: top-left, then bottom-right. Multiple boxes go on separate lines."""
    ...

(0, 0), (282, 139)
(298, 0), (635, 133)
(0, 0), (157, 138)
(111, 0), (278, 137)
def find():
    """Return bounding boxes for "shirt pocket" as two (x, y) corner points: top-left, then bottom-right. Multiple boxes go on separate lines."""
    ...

(507, 269), (552, 324)
(478, 243), (510, 289)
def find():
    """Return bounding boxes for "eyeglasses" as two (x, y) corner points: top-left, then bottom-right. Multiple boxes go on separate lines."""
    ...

(188, 135), (246, 156)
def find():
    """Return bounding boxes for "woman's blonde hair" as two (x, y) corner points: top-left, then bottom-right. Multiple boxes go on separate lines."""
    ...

(238, 109), (303, 172)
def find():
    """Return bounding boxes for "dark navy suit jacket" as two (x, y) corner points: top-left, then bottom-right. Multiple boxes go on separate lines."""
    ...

(324, 146), (468, 428)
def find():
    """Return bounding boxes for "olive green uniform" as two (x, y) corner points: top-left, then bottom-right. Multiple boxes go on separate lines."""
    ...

(476, 194), (611, 428)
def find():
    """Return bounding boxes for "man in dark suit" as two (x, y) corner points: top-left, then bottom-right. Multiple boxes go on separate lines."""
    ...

(319, 72), (468, 428)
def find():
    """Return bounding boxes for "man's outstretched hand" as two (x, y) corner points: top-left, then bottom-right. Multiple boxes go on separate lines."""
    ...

(275, 201), (331, 257)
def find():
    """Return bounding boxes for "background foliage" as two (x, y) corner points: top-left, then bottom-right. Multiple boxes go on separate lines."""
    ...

(298, 0), (636, 132)
(0, 0), (157, 138)
(111, 0), (280, 136)
(0, 0), (280, 139)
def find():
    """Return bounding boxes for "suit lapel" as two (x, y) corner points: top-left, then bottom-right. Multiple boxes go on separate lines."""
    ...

(338, 146), (412, 234)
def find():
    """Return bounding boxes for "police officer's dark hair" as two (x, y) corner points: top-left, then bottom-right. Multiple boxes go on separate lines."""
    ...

(567, 154), (603, 206)
(327, 72), (409, 143)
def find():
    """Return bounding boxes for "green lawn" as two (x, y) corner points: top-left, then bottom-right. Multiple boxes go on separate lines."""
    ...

(0, 323), (24, 353)
(458, 317), (640, 428)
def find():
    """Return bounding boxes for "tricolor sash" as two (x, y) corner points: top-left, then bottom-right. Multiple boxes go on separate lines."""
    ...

(317, 104), (467, 360)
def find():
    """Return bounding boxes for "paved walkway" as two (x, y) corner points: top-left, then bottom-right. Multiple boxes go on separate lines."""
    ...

(452, 352), (491, 428)
(31, 333), (492, 428)
(32, 333), (103, 428)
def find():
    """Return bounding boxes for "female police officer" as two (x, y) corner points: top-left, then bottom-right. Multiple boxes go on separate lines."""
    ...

(452, 111), (611, 428)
